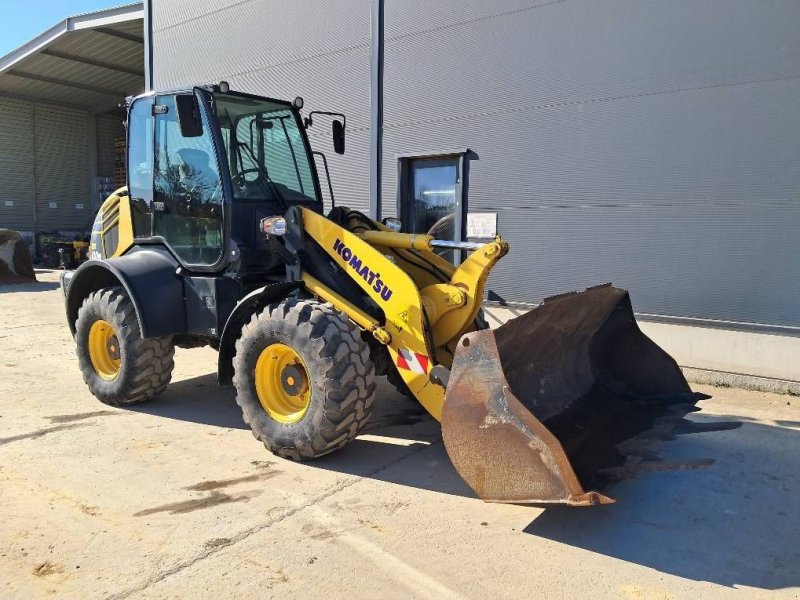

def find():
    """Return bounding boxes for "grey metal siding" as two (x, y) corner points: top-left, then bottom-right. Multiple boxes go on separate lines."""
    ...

(151, 0), (373, 213)
(0, 97), (35, 230)
(382, 0), (800, 328)
(33, 104), (92, 230)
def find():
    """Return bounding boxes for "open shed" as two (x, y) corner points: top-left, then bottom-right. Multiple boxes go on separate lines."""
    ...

(0, 3), (144, 253)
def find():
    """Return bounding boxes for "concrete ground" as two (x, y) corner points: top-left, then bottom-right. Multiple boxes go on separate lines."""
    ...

(1, 272), (798, 599)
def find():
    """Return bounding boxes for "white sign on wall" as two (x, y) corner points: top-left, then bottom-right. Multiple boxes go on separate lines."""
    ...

(466, 212), (497, 239)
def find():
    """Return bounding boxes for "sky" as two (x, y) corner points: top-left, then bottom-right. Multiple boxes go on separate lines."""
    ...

(0, 0), (123, 57)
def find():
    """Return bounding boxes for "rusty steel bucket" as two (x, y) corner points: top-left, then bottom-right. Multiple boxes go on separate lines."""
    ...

(441, 285), (735, 506)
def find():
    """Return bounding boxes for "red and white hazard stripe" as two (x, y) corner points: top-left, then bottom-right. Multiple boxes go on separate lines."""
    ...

(396, 348), (429, 374)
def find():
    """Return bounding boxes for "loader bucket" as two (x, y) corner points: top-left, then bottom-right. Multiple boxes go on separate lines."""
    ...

(442, 285), (730, 506)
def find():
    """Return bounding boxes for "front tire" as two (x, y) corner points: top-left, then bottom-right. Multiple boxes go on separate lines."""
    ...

(75, 287), (174, 406)
(233, 298), (376, 460)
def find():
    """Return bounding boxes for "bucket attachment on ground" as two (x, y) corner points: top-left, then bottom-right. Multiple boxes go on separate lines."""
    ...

(0, 229), (36, 284)
(441, 284), (738, 506)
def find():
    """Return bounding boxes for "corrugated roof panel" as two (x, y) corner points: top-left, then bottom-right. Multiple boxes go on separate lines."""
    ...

(13, 53), (140, 95)
(48, 30), (144, 74)
(0, 72), (115, 110)
(0, 10), (143, 112)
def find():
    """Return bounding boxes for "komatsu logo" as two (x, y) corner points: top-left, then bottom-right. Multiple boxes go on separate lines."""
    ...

(332, 239), (393, 302)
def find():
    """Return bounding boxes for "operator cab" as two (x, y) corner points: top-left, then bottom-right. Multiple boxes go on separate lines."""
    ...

(125, 84), (343, 283)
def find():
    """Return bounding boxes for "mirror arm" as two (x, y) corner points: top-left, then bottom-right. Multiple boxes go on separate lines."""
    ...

(312, 151), (335, 210)
(304, 110), (346, 130)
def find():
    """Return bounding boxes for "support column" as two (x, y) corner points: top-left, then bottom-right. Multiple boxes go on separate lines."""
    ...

(369, 0), (384, 220)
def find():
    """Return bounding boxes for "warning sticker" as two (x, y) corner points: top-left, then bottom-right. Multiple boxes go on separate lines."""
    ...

(396, 348), (429, 375)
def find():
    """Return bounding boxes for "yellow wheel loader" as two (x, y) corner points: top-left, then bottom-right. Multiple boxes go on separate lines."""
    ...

(61, 84), (736, 506)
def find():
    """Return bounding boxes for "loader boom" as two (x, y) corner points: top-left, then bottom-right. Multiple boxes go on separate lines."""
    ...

(299, 207), (507, 419)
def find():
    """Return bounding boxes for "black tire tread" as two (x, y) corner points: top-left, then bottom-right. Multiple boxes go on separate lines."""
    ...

(232, 298), (376, 460)
(75, 287), (174, 406)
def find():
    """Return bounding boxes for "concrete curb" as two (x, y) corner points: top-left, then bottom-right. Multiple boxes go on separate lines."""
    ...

(682, 367), (800, 397)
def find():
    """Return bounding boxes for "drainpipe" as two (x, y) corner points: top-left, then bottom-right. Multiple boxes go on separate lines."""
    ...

(143, 0), (154, 91)
(369, 0), (384, 220)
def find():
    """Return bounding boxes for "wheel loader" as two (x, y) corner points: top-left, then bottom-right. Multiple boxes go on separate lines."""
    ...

(61, 83), (736, 506)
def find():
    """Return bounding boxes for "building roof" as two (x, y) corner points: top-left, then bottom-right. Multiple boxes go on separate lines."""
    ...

(0, 3), (144, 113)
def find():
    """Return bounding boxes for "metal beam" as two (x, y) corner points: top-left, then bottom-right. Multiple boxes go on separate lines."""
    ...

(6, 69), (129, 97)
(143, 0), (153, 90)
(369, 0), (384, 220)
(40, 49), (144, 77)
(94, 27), (144, 44)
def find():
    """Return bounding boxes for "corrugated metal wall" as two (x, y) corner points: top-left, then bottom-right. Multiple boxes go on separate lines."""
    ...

(382, 0), (800, 328)
(151, 0), (373, 214)
(33, 104), (92, 231)
(0, 97), (35, 230)
(150, 0), (800, 328)
(0, 96), (95, 233)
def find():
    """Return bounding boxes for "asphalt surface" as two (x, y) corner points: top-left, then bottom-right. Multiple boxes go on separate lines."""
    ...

(1, 272), (798, 598)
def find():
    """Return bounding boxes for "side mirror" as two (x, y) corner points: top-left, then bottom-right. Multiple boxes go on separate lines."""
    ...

(332, 119), (345, 155)
(176, 95), (203, 137)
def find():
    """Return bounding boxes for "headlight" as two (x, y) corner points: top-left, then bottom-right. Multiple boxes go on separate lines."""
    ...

(260, 216), (287, 236)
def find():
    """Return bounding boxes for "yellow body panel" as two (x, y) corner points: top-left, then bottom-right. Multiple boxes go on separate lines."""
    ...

(90, 187), (135, 259)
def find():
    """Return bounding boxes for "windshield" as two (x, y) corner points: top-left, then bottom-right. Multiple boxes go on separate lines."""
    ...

(213, 92), (319, 204)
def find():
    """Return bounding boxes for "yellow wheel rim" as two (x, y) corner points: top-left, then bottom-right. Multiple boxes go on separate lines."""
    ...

(88, 319), (121, 380)
(254, 343), (311, 424)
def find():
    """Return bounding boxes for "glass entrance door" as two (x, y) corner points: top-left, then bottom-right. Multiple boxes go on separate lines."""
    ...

(404, 156), (459, 261)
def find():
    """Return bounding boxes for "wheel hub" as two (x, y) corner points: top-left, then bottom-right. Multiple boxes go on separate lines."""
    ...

(280, 364), (307, 396)
(254, 343), (311, 424)
(87, 319), (121, 380)
(106, 335), (121, 360)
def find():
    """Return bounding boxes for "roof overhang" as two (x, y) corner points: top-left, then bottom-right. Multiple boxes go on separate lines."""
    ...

(0, 3), (144, 114)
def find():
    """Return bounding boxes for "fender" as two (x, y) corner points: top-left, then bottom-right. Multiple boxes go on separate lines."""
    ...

(217, 281), (302, 385)
(65, 246), (186, 338)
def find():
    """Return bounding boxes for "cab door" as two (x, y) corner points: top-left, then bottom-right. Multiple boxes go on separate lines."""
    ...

(151, 91), (226, 268)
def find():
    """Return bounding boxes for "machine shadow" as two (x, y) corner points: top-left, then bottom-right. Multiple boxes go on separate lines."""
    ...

(524, 415), (800, 590)
(124, 372), (476, 498)
(124, 373), (247, 429)
(0, 281), (60, 293)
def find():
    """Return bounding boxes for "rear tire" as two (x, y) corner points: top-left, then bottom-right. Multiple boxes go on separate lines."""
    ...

(233, 298), (376, 460)
(75, 287), (174, 406)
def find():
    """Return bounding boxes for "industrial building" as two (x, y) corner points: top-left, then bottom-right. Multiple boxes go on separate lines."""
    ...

(1, 1), (798, 387)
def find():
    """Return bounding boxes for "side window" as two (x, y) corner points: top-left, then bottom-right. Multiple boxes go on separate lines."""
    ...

(127, 97), (154, 237)
(399, 155), (463, 263)
(153, 94), (224, 266)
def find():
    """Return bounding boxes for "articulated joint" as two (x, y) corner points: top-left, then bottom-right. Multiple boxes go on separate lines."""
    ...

(371, 325), (392, 345)
(445, 288), (466, 306)
(483, 238), (508, 258)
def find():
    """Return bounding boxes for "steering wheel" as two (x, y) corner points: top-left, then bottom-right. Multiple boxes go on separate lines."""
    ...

(230, 168), (262, 187)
